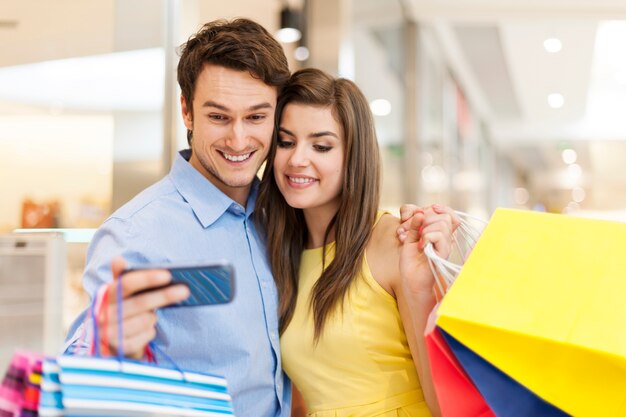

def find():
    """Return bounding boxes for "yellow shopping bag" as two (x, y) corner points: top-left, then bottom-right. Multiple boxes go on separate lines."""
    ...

(436, 208), (626, 417)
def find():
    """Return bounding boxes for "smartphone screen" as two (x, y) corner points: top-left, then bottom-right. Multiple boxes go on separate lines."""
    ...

(126, 261), (235, 308)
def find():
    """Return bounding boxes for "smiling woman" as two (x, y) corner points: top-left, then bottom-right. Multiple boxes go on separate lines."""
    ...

(256, 68), (458, 417)
(273, 103), (345, 221)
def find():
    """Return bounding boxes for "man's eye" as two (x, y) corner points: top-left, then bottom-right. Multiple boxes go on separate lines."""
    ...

(249, 114), (266, 121)
(209, 114), (227, 121)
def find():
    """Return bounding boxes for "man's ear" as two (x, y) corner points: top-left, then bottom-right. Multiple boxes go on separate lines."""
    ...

(181, 95), (193, 130)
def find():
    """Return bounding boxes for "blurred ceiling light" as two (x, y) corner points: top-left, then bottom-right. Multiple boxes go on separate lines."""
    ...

(370, 99), (391, 116)
(276, 28), (301, 43)
(561, 148), (577, 164)
(294, 46), (310, 61)
(543, 37), (562, 53)
(276, 7), (302, 43)
(547, 93), (564, 109)
(572, 187), (586, 203)
(513, 187), (530, 205)
(567, 163), (582, 180)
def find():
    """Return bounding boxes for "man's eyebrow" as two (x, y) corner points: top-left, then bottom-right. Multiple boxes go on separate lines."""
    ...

(201, 101), (273, 112)
(202, 100), (229, 111)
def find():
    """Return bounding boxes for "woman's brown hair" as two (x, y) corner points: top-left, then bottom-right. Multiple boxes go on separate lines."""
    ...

(256, 68), (381, 341)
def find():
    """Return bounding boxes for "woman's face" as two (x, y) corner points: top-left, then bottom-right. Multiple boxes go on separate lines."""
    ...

(273, 103), (345, 215)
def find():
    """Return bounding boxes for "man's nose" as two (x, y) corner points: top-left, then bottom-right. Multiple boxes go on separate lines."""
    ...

(227, 120), (247, 151)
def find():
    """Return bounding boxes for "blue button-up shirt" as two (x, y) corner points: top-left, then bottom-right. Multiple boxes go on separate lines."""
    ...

(65, 150), (290, 417)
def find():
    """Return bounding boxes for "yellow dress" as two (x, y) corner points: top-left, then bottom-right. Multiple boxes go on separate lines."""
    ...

(280, 214), (432, 417)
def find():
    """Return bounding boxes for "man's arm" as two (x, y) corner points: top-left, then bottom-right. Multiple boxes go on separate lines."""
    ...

(64, 218), (188, 359)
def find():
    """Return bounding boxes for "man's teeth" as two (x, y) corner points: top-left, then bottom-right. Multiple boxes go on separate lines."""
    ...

(289, 177), (315, 184)
(223, 152), (251, 162)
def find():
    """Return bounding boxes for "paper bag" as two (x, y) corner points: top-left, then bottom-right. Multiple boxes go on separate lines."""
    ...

(437, 208), (626, 417)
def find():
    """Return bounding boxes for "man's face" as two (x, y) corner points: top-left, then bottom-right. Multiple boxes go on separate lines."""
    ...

(181, 64), (277, 205)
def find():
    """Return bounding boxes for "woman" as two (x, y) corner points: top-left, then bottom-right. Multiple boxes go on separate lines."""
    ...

(256, 68), (456, 416)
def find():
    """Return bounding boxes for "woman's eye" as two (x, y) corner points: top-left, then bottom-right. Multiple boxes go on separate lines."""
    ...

(277, 138), (294, 148)
(314, 144), (332, 152)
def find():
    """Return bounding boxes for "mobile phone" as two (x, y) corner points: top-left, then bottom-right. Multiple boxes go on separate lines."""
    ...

(124, 261), (235, 308)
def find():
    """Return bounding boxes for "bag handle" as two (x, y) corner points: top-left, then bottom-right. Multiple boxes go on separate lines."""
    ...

(89, 276), (188, 380)
(424, 210), (488, 298)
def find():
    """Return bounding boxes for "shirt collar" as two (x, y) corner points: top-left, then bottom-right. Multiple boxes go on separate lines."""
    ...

(169, 150), (258, 228)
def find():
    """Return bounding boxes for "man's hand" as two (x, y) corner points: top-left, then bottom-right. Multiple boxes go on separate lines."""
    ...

(96, 257), (190, 359)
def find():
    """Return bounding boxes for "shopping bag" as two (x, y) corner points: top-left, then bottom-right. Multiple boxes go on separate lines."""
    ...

(0, 350), (43, 417)
(425, 211), (486, 302)
(57, 355), (234, 416)
(436, 208), (626, 417)
(38, 281), (235, 417)
(38, 359), (63, 417)
(424, 311), (494, 417)
(440, 329), (570, 417)
(20, 359), (42, 417)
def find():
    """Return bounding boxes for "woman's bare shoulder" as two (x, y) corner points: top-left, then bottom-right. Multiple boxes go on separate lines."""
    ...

(369, 212), (402, 254)
(367, 213), (402, 295)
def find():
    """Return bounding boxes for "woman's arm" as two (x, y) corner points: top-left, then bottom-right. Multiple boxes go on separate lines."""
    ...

(400, 206), (458, 417)
(369, 207), (457, 417)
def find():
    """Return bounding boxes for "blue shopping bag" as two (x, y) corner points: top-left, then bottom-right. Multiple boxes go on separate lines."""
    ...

(440, 329), (570, 417)
(39, 280), (235, 417)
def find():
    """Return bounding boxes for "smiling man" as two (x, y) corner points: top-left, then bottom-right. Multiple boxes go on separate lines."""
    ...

(183, 64), (277, 205)
(65, 19), (291, 417)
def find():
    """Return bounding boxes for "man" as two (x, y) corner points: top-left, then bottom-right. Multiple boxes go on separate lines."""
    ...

(65, 18), (291, 417)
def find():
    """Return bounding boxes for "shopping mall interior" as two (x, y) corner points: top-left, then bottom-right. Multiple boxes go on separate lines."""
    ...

(1, 0), (626, 369)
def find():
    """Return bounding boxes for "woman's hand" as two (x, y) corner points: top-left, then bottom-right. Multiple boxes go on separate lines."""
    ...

(399, 204), (459, 297)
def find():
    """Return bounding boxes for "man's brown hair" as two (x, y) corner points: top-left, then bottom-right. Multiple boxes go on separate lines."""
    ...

(177, 18), (290, 145)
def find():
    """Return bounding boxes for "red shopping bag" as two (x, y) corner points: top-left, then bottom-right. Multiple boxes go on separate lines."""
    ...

(425, 310), (495, 417)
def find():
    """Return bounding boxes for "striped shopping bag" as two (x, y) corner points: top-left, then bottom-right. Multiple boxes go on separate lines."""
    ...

(39, 279), (235, 417)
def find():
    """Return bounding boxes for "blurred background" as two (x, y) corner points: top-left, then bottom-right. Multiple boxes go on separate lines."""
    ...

(1, 0), (626, 366)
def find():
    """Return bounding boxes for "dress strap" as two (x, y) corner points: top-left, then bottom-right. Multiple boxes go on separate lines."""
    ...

(374, 210), (391, 226)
